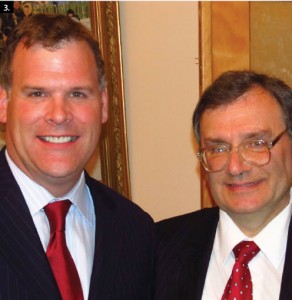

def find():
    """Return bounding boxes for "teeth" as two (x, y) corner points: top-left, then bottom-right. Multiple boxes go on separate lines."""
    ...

(40, 136), (77, 143)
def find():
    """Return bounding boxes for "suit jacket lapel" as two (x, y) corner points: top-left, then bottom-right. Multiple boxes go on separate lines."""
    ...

(86, 175), (123, 300)
(0, 149), (60, 299)
(155, 208), (219, 300)
(178, 208), (219, 300)
(279, 215), (292, 300)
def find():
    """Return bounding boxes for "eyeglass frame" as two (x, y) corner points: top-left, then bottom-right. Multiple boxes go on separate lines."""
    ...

(197, 128), (288, 173)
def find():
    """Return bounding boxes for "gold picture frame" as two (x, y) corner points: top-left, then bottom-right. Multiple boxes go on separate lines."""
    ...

(90, 2), (131, 199)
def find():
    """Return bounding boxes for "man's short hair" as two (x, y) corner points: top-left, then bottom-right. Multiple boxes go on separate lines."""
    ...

(193, 70), (292, 143)
(0, 13), (106, 91)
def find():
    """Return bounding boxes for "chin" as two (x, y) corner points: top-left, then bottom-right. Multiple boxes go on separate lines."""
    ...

(228, 199), (264, 214)
(40, 164), (80, 179)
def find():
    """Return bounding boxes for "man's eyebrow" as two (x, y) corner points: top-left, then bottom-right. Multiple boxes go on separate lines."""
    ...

(204, 137), (228, 145)
(204, 130), (272, 145)
(70, 86), (95, 92)
(21, 86), (46, 91)
(240, 130), (272, 140)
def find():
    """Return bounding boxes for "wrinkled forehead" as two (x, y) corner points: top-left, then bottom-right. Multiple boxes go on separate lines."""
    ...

(205, 87), (284, 120)
(200, 87), (286, 142)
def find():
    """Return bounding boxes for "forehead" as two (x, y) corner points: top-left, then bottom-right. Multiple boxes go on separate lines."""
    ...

(200, 87), (286, 141)
(10, 40), (99, 89)
(12, 40), (96, 72)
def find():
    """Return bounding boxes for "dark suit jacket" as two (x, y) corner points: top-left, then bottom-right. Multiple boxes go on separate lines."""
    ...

(154, 207), (292, 300)
(0, 148), (155, 300)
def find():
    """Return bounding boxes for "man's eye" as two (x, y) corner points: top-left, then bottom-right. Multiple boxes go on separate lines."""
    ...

(213, 146), (227, 153)
(207, 146), (228, 155)
(30, 91), (45, 97)
(250, 140), (265, 146)
(245, 140), (267, 151)
(71, 91), (86, 98)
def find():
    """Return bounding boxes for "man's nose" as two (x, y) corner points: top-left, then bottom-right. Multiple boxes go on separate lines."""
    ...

(226, 147), (252, 176)
(45, 97), (72, 125)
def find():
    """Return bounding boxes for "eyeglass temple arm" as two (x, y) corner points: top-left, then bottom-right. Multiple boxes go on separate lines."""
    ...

(268, 128), (288, 149)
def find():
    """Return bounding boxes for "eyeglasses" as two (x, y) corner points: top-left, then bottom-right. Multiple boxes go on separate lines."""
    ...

(197, 128), (288, 172)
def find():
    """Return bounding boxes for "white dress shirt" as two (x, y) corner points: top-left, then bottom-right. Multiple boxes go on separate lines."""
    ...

(202, 189), (292, 300)
(6, 151), (96, 300)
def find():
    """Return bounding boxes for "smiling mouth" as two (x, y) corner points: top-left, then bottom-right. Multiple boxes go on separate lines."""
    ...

(38, 136), (78, 144)
(226, 180), (263, 190)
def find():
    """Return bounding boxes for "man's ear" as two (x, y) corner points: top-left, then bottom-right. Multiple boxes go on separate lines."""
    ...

(0, 85), (8, 123)
(101, 88), (109, 124)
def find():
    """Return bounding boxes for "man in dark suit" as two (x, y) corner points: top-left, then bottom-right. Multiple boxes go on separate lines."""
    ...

(155, 71), (292, 299)
(0, 14), (154, 300)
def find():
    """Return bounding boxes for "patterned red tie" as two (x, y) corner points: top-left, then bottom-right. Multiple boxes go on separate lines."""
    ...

(44, 200), (83, 300)
(221, 241), (260, 300)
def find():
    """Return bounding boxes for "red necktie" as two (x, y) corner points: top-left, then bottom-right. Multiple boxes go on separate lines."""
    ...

(44, 200), (83, 300)
(221, 241), (260, 300)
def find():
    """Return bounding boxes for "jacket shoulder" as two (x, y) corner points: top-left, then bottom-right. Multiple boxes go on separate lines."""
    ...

(156, 207), (219, 242)
(85, 173), (154, 226)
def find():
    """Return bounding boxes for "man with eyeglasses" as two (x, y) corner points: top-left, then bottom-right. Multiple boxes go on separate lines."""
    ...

(154, 70), (292, 300)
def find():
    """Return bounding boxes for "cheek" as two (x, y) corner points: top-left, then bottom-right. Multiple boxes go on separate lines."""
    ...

(205, 173), (222, 195)
(7, 99), (40, 126)
(270, 143), (292, 174)
(75, 103), (103, 125)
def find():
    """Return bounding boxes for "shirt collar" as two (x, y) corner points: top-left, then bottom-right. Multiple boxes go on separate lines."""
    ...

(255, 194), (292, 268)
(59, 175), (95, 226)
(5, 150), (95, 226)
(217, 188), (292, 268)
(216, 210), (246, 265)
